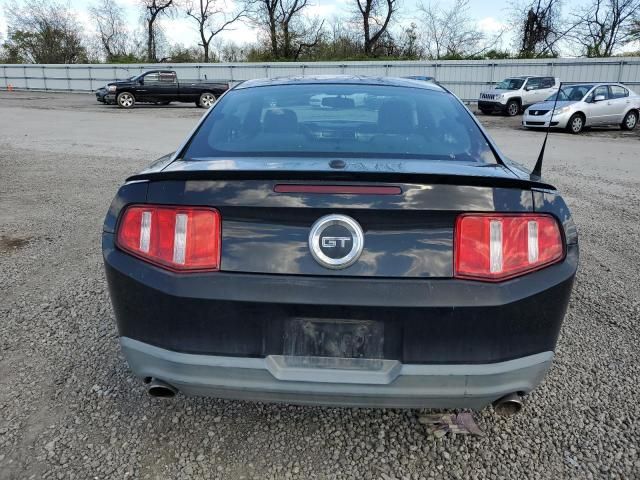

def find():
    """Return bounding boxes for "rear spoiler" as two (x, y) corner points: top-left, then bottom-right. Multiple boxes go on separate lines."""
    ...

(126, 168), (556, 191)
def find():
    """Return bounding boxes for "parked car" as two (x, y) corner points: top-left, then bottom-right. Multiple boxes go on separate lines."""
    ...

(95, 70), (228, 109)
(478, 76), (560, 116)
(103, 76), (578, 411)
(522, 82), (640, 133)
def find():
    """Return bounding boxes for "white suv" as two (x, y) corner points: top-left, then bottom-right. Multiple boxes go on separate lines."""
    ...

(478, 76), (560, 116)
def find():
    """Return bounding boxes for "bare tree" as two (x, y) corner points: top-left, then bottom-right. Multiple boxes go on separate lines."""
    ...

(418, 0), (503, 59)
(250, 0), (279, 55)
(185, 0), (246, 62)
(286, 17), (325, 59)
(3, 0), (88, 63)
(141, 0), (175, 62)
(511, 0), (568, 57)
(215, 40), (247, 61)
(277, 0), (307, 57)
(632, 17), (640, 41)
(354, 0), (398, 55)
(569, 0), (640, 56)
(90, 0), (131, 61)
(243, 0), (324, 59)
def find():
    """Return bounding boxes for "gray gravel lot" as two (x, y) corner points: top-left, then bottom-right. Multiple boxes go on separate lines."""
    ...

(1, 91), (639, 480)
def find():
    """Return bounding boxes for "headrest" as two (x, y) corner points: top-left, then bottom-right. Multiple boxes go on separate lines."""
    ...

(377, 100), (414, 134)
(263, 109), (298, 133)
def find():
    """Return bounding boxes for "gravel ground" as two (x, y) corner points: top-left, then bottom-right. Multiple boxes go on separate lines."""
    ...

(1, 92), (639, 480)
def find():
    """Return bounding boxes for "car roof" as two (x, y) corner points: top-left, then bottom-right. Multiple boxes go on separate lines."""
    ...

(505, 75), (550, 79)
(234, 75), (446, 92)
(563, 82), (625, 88)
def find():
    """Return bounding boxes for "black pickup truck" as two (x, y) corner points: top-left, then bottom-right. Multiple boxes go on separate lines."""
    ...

(95, 70), (229, 109)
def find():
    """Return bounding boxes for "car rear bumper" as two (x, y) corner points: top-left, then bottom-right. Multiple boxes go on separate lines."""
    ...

(103, 233), (578, 358)
(104, 234), (577, 361)
(121, 337), (553, 408)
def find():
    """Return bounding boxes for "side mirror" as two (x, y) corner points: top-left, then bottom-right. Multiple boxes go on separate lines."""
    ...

(138, 79), (144, 85)
(593, 94), (606, 102)
(525, 85), (533, 91)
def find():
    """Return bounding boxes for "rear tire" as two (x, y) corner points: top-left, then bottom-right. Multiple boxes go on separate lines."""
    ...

(621, 110), (638, 131)
(566, 113), (584, 134)
(198, 92), (216, 108)
(117, 92), (135, 109)
(505, 100), (520, 116)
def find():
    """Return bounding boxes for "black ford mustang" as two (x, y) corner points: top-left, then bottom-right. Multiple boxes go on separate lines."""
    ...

(102, 76), (578, 410)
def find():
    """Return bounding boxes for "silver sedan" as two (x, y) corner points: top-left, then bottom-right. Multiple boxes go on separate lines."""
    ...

(522, 83), (640, 134)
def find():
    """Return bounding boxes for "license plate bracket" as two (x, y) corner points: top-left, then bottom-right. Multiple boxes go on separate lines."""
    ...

(283, 318), (384, 359)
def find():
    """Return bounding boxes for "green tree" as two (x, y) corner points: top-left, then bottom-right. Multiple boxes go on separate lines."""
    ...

(2, 1), (88, 63)
(166, 44), (204, 62)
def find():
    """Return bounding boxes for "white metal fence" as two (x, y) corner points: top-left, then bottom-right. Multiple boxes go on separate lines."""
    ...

(2, 57), (639, 101)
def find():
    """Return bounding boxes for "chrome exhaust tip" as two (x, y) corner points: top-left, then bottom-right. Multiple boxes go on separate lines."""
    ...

(147, 378), (178, 398)
(493, 392), (524, 416)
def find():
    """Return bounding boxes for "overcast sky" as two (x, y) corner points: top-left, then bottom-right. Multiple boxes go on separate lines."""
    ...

(0, 0), (521, 49)
(0, 0), (635, 56)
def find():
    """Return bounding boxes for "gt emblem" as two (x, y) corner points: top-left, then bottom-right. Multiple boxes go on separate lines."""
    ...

(321, 236), (351, 248)
(309, 215), (364, 269)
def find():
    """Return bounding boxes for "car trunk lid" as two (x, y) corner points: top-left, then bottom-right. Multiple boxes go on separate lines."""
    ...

(139, 158), (541, 278)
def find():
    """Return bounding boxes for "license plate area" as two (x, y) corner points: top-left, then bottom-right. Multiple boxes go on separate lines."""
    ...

(283, 318), (384, 359)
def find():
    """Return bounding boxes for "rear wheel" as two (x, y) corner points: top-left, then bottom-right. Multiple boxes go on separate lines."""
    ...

(621, 110), (638, 131)
(505, 100), (520, 117)
(198, 92), (216, 108)
(566, 113), (584, 134)
(117, 92), (135, 109)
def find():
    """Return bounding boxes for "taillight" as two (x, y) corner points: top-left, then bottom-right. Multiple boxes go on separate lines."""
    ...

(454, 214), (563, 281)
(116, 205), (221, 271)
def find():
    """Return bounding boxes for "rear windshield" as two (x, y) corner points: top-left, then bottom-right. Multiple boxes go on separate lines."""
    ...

(183, 84), (496, 163)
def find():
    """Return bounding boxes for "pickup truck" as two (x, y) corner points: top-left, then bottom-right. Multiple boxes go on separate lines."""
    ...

(95, 70), (229, 109)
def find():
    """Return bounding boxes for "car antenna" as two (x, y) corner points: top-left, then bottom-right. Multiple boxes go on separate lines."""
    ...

(531, 82), (563, 179)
